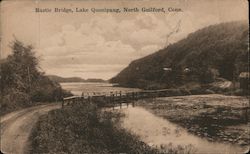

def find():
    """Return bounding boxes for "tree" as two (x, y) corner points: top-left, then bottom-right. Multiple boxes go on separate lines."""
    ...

(2, 39), (40, 92)
(1, 39), (72, 115)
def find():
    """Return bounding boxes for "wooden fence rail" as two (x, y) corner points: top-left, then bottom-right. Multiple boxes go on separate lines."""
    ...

(62, 91), (138, 108)
(62, 88), (190, 108)
(61, 89), (250, 122)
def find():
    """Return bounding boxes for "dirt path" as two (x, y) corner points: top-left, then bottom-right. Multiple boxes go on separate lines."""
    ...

(0, 103), (61, 154)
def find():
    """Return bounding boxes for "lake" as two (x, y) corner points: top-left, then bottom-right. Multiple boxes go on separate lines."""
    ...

(60, 82), (248, 154)
(60, 82), (141, 96)
(120, 107), (248, 154)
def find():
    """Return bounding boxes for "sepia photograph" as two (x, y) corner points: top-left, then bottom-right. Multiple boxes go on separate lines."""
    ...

(0, 0), (249, 153)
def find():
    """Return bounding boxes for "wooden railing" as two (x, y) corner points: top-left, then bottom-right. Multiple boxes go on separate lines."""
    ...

(62, 91), (139, 108)
(62, 88), (191, 108)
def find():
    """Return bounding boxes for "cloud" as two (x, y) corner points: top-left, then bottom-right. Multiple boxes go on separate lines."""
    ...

(44, 64), (127, 79)
(37, 5), (241, 79)
(38, 13), (189, 79)
(140, 45), (161, 56)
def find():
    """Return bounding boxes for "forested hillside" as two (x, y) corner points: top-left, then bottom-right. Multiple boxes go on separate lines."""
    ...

(0, 40), (71, 115)
(47, 75), (86, 83)
(47, 75), (106, 83)
(110, 21), (249, 89)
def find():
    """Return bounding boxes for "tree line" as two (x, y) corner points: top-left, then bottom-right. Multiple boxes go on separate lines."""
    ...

(0, 39), (72, 115)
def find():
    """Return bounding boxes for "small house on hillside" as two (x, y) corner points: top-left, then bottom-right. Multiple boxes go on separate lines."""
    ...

(163, 67), (172, 72)
(184, 67), (191, 73)
(239, 72), (249, 90)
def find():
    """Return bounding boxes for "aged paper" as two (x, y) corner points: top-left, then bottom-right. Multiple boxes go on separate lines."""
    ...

(0, 0), (249, 154)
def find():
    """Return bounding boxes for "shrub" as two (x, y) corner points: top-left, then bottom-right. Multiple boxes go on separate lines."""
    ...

(29, 103), (159, 154)
(204, 89), (215, 94)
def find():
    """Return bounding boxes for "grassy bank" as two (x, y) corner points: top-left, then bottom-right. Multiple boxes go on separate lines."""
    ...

(137, 95), (249, 146)
(29, 102), (159, 154)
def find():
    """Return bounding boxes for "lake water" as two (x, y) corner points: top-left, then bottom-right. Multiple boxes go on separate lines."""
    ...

(60, 82), (141, 96)
(60, 82), (248, 154)
(120, 107), (248, 154)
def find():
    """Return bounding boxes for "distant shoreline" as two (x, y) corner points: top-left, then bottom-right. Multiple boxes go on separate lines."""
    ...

(59, 81), (108, 83)
(47, 75), (107, 83)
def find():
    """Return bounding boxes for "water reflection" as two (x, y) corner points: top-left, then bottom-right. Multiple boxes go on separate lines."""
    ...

(120, 107), (248, 154)
(60, 82), (140, 96)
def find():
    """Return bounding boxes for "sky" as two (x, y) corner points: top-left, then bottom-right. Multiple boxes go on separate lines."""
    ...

(0, 0), (248, 79)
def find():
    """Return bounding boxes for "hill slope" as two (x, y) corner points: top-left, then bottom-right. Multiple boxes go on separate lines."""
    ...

(47, 75), (106, 83)
(47, 75), (86, 82)
(110, 21), (249, 89)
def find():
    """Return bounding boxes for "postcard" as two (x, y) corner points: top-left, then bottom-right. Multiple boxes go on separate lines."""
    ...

(0, 0), (249, 154)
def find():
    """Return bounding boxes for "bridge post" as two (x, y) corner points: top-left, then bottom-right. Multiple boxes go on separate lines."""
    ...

(132, 92), (135, 107)
(62, 99), (64, 108)
(110, 92), (114, 110)
(113, 94), (115, 110)
(119, 91), (122, 100)
(126, 92), (129, 108)
(82, 95), (85, 103)
(119, 91), (121, 109)
(81, 92), (84, 103)
(125, 92), (128, 107)
(243, 107), (249, 123)
(88, 96), (90, 103)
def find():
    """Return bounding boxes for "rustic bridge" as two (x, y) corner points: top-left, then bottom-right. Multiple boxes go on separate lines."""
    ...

(62, 89), (186, 108)
(62, 89), (249, 122)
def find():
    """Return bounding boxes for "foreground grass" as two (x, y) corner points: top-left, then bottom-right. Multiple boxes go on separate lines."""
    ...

(29, 102), (159, 154)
